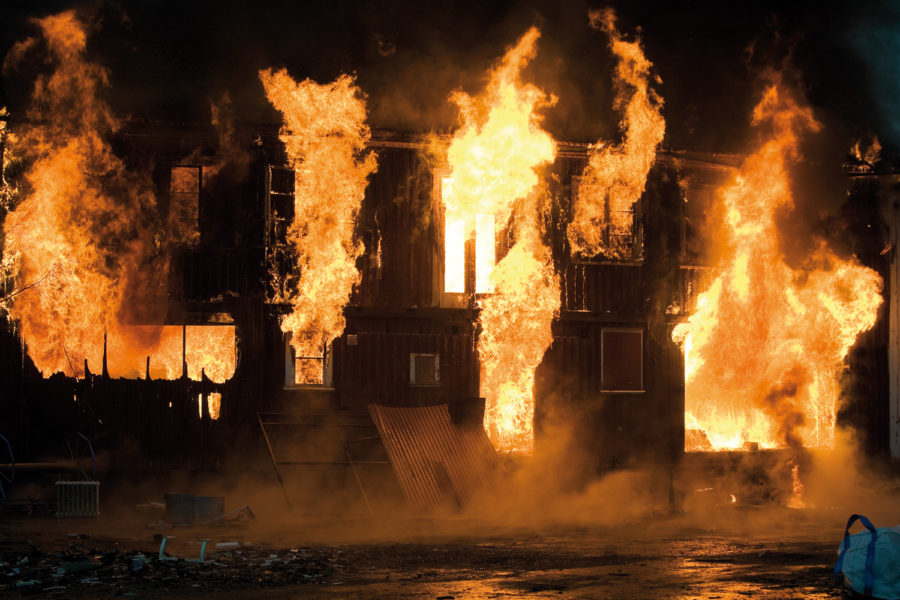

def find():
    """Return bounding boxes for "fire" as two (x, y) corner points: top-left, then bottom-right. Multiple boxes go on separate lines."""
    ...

(674, 84), (883, 451)
(259, 69), (376, 378)
(567, 9), (665, 258)
(3, 10), (132, 377)
(479, 208), (559, 453)
(1, 12), (237, 383)
(208, 392), (222, 421)
(850, 137), (881, 166)
(107, 325), (235, 381)
(786, 462), (806, 509)
(440, 27), (558, 453)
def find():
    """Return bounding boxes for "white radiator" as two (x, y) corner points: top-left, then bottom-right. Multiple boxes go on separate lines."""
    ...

(55, 481), (100, 517)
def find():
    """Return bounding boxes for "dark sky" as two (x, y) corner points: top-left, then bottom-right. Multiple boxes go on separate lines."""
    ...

(1, 0), (898, 155)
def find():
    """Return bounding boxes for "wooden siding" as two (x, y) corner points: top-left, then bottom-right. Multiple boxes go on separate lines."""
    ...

(332, 332), (478, 412)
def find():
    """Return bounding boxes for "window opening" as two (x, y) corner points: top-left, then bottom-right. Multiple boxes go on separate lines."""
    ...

(285, 334), (332, 387)
(441, 176), (495, 294)
(572, 175), (642, 261)
(600, 329), (643, 391)
(410, 353), (440, 386)
(169, 165), (201, 246)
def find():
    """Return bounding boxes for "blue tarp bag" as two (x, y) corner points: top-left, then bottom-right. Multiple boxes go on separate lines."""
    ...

(835, 514), (900, 599)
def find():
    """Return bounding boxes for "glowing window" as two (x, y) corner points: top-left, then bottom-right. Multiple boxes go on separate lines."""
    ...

(572, 175), (641, 261)
(285, 334), (332, 387)
(444, 215), (466, 293)
(105, 324), (236, 382)
(441, 176), (495, 294)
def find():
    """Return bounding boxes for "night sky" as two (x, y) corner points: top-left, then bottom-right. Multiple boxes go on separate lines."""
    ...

(0, 0), (898, 156)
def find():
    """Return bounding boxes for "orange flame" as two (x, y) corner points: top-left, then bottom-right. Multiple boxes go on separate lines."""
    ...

(568, 9), (665, 258)
(850, 137), (881, 166)
(479, 207), (559, 453)
(674, 84), (883, 451)
(208, 392), (222, 420)
(2, 12), (236, 382)
(786, 462), (807, 508)
(259, 69), (376, 381)
(441, 27), (558, 453)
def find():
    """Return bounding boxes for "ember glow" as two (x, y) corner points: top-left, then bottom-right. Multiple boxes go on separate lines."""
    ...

(567, 9), (665, 258)
(208, 392), (222, 420)
(106, 326), (236, 381)
(1, 12), (235, 382)
(787, 462), (806, 508)
(673, 84), (883, 451)
(259, 69), (376, 383)
(440, 27), (558, 453)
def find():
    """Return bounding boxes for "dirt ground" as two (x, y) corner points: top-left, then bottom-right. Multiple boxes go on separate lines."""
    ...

(3, 450), (898, 599)
(0, 504), (873, 599)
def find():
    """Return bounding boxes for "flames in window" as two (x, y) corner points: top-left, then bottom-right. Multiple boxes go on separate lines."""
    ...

(259, 69), (377, 380)
(567, 9), (665, 260)
(442, 177), (495, 294)
(107, 325), (236, 382)
(1, 11), (235, 382)
(438, 27), (559, 453)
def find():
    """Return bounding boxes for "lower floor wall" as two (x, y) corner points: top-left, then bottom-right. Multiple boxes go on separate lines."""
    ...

(2, 300), (890, 470)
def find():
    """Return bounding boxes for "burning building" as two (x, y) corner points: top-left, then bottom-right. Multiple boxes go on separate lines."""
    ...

(0, 7), (896, 511)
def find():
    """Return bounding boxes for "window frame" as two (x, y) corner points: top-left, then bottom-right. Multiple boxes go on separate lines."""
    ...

(283, 333), (334, 389)
(570, 174), (643, 263)
(409, 352), (441, 387)
(436, 170), (496, 299)
(600, 327), (644, 393)
(168, 164), (203, 247)
(265, 164), (296, 250)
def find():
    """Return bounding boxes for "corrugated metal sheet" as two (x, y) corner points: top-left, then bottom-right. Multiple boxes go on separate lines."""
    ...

(368, 403), (502, 512)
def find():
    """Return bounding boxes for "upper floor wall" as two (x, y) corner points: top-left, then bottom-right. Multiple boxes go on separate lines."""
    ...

(101, 124), (739, 320)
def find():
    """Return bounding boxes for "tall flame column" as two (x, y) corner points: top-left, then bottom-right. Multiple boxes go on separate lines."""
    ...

(440, 27), (558, 453)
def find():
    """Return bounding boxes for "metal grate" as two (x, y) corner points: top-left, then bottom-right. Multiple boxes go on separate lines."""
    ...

(55, 481), (100, 517)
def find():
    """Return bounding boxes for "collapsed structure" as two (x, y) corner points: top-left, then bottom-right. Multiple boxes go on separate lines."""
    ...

(0, 11), (896, 509)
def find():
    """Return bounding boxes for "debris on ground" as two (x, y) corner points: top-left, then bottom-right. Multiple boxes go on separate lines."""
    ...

(0, 539), (340, 597)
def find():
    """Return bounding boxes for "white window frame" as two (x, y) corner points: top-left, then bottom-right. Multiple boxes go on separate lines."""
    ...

(436, 170), (495, 298)
(284, 333), (333, 389)
(409, 353), (440, 387)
